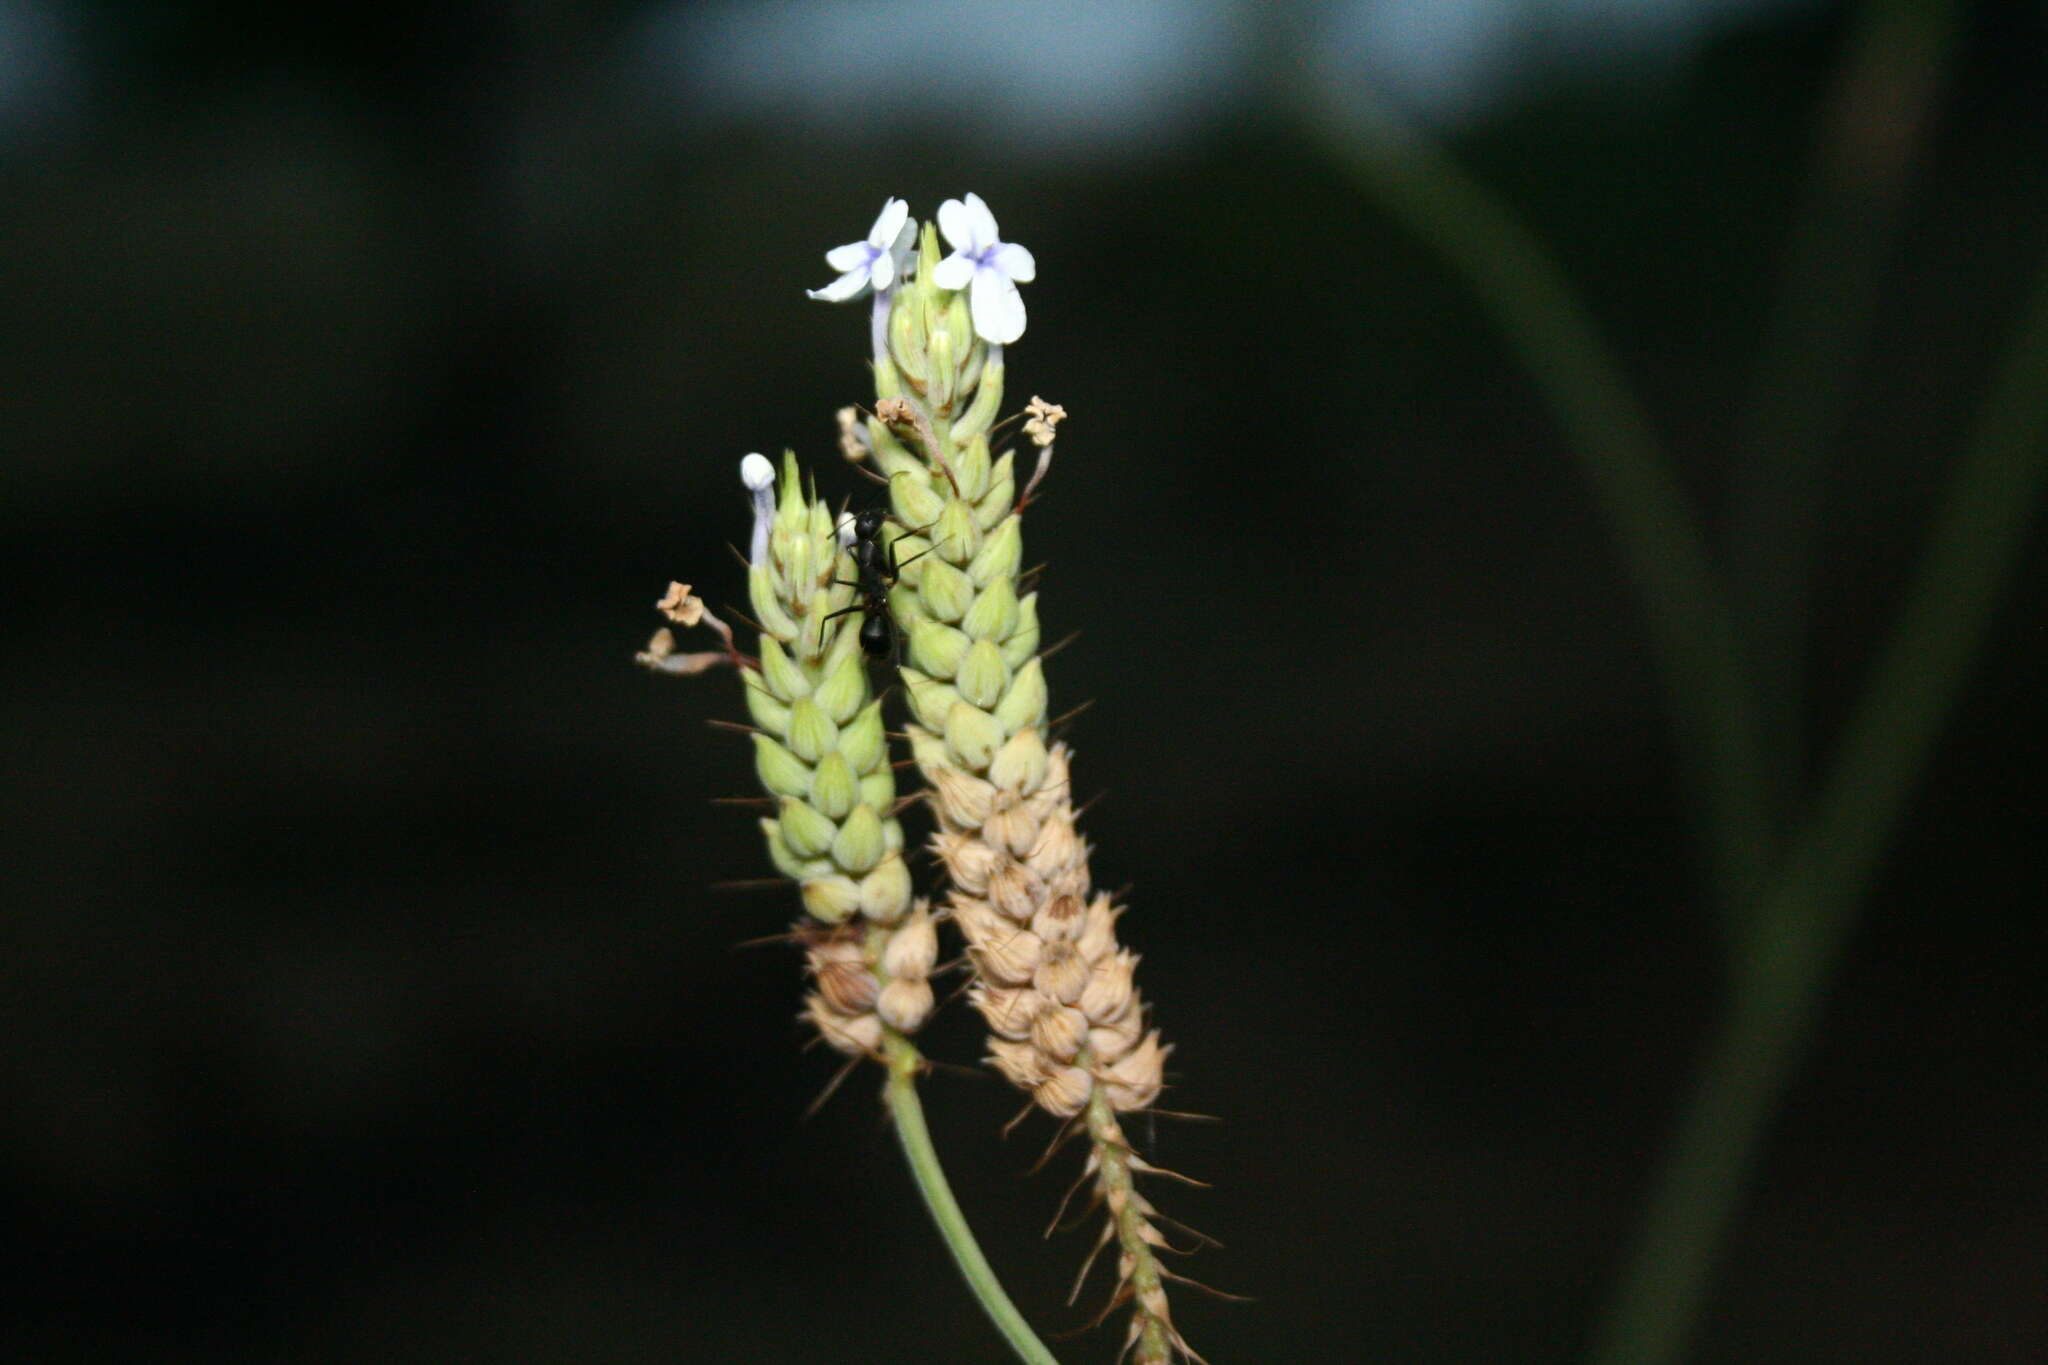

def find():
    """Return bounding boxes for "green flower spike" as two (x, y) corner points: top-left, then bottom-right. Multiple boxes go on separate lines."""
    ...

(729, 449), (934, 1054)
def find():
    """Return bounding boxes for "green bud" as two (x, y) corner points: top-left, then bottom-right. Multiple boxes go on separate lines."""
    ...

(934, 498), (982, 566)
(749, 564), (799, 642)
(918, 222), (945, 290)
(908, 726), (951, 773)
(890, 533), (934, 588)
(807, 496), (836, 545)
(909, 619), (971, 678)
(785, 697), (837, 763)
(890, 296), (926, 386)
(994, 656), (1048, 733)
(943, 290), (973, 352)
(752, 733), (811, 798)
(820, 558), (858, 619)
(760, 818), (808, 882)
(958, 341), (986, 401)
(874, 353), (902, 401)
(779, 523), (814, 596)
(811, 646), (867, 724)
(860, 768), (896, 812)
(919, 270), (946, 339)
(945, 700), (1003, 771)
(918, 557), (974, 623)
(772, 448), (801, 518)
(870, 417), (920, 480)
(927, 327), (957, 410)
(956, 435), (991, 503)
(838, 699), (885, 773)
(989, 726), (1049, 794)
(901, 669), (960, 731)
(954, 358), (1004, 442)
(955, 639), (1010, 710)
(831, 804), (885, 874)
(809, 750), (858, 820)
(888, 582), (929, 633)
(881, 815), (904, 854)
(823, 606), (866, 664)
(890, 470), (947, 532)
(802, 874), (861, 923)
(859, 854), (912, 922)
(1001, 594), (1041, 670)
(968, 516), (1023, 588)
(778, 795), (838, 860)
(740, 670), (790, 733)
(977, 452), (1016, 529)
(961, 576), (1019, 643)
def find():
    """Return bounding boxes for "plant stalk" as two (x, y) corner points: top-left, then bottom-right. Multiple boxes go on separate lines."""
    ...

(1728, 0), (1959, 839)
(1595, 244), (2048, 1365)
(882, 1031), (1063, 1365)
(1304, 80), (1773, 923)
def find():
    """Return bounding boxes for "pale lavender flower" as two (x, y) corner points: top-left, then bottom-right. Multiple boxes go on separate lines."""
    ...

(807, 198), (916, 360)
(806, 197), (917, 302)
(932, 193), (1036, 346)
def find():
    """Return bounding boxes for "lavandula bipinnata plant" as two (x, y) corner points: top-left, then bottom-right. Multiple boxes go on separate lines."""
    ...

(641, 446), (935, 1059)
(640, 194), (1208, 1365)
(847, 195), (1199, 1365)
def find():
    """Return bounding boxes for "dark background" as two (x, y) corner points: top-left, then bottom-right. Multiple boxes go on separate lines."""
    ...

(4, 2), (2043, 1361)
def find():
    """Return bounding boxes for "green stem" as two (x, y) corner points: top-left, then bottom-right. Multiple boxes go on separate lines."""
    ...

(1728, 0), (1959, 838)
(1594, 247), (2048, 1365)
(881, 1031), (1062, 1365)
(1304, 83), (1773, 922)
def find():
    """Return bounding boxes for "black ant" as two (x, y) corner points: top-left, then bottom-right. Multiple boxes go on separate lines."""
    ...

(825, 507), (933, 659)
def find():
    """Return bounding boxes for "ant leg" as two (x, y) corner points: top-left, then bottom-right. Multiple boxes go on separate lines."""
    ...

(886, 530), (954, 580)
(892, 542), (936, 576)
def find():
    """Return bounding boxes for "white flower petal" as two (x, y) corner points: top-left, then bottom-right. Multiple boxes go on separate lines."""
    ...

(824, 241), (869, 272)
(992, 241), (1035, 283)
(960, 193), (1000, 250)
(930, 253), (974, 292)
(870, 251), (896, 292)
(969, 266), (1026, 344)
(937, 198), (973, 252)
(869, 197), (909, 249)
(806, 267), (871, 302)
(740, 452), (776, 491)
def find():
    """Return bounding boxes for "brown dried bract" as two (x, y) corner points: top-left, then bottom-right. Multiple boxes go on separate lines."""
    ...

(657, 581), (706, 627)
(1022, 395), (1067, 448)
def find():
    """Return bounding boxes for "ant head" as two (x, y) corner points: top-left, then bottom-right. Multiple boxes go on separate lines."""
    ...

(853, 507), (889, 538)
